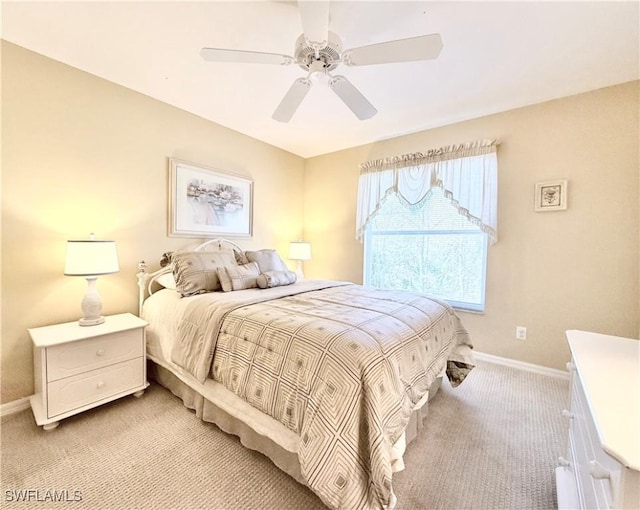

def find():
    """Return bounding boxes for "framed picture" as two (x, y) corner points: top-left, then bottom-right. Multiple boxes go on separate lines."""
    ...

(168, 158), (253, 237)
(534, 180), (568, 212)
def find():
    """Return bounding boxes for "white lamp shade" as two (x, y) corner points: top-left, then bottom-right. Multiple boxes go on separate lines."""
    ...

(64, 240), (119, 276)
(289, 241), (311, 261)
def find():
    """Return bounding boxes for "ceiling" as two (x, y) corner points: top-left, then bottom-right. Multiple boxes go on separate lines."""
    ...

(2, 1), (639, 158)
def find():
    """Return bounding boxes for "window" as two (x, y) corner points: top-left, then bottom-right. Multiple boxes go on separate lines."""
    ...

(364, 187), (488, 312)
(356, 140), (498, 311)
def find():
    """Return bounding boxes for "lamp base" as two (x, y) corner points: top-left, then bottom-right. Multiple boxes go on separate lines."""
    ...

(79, 277), (105, 327)
(79, 316), (105, 327)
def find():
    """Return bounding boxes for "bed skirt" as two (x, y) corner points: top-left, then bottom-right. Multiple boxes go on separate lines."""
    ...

(148, 360), (442, 486)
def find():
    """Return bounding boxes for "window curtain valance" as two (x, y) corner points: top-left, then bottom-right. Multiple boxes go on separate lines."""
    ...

(356, 139), (499, 244)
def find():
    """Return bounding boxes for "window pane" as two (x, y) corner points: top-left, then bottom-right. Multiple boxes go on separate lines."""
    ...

(367, 233), (485, 305)
(365, 188), (487, 311)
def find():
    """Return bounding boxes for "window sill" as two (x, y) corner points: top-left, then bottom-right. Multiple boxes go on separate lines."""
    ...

(454, 307), (485, 315)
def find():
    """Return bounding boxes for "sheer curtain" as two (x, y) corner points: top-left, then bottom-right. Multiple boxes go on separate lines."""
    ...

(355, 139), (499, 244)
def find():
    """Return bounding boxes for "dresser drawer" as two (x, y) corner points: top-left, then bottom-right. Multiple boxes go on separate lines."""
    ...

(47, 358), (144, 417)
(570, 410), (608, 509)
(571, 371), (618, 509)
(47, 329), (143, 382)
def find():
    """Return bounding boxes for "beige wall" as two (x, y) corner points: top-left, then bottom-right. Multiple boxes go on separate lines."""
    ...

(304, 81), (640, 370)
(1, 42), (305, 403)
(2, 40), (638, 404)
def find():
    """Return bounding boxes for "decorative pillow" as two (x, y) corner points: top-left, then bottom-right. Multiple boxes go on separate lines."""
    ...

(245, 249), (288, 273)
(172, 251), (237, 296)
(155, 272), (177, 290)
(256, 270), (297, 289)
(217, 262), (260, 292)
(160, 252), (173, 268)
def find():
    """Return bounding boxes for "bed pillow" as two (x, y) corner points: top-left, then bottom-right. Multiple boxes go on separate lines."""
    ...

(245, 249), (288, 273)
(256, 270), (297, 289)
(155, 272), (177, 291)
(217, 262), (260, 292)
(172, 251), (237, 296)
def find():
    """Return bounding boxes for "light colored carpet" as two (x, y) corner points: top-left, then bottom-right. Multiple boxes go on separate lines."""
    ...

(1, 360), (568, 509)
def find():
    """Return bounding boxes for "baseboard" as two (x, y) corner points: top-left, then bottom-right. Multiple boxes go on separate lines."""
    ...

(474, 351), (570, 379)
(0, 396), (31, 418)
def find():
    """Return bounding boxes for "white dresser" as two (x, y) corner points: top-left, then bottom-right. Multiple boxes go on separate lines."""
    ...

(556, 330), (639, 509)
(30, 313), (148, 430)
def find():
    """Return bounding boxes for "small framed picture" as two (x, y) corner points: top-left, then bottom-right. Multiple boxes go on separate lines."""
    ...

(534, 180), (568, 212)
(168, 158), (253, 237)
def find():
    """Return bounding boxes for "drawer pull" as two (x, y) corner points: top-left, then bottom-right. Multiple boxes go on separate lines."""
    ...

(558, 456), (570, 467)
(96, 381), (106, 389)
(589, 460), (610, 480)
(565, 361), (575, 372)
(561, 410), (574, 419)
(96, 349), (105, 357)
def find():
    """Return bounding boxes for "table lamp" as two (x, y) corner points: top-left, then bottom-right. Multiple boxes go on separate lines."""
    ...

(289, 241), (311, 279)
(64, 235), (119, 326)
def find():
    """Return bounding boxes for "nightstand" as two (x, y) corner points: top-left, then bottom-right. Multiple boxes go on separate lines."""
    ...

(29, 313), (148, 431)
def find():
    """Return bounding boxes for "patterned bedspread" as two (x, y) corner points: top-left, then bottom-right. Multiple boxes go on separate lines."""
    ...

(170, 281), (473, 510)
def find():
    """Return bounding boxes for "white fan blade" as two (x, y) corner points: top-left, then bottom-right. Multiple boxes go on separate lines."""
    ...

(200, 48), (293, 66)
(298, 1), (329, 49)
(343, 34), (443, 67)
(329, 75), (377, 120)
(272, 78), (312, 122)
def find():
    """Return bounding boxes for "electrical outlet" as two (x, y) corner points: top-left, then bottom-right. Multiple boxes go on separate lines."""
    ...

(516, 326), (527, 341)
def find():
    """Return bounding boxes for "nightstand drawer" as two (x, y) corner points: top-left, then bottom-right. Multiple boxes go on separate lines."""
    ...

(48, 357), (144, 417)
(47, 329), (143, 382)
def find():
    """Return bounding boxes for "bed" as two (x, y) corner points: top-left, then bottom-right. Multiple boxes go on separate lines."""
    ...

(137, 239), (474, 510)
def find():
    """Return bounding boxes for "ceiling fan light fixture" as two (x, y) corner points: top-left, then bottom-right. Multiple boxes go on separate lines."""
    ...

(308, 60), (330, 84)
(310, 71), (329, 85)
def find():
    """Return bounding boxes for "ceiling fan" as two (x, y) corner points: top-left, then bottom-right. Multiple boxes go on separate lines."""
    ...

(200, 2), (443, 122)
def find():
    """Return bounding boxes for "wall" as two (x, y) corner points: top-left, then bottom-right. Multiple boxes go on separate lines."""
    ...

(1, 42), (306, 403)
(304, 81), (640, 370)
(2, 41), (638, 404)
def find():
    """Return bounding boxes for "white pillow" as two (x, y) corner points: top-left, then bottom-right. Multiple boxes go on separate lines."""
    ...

(245, 249), (288, 273)
(155, 272), (177, 290)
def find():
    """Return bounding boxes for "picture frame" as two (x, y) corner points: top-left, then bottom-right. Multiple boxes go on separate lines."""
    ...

(168, 158), (253, 237)
(534, 179), (568, 212)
